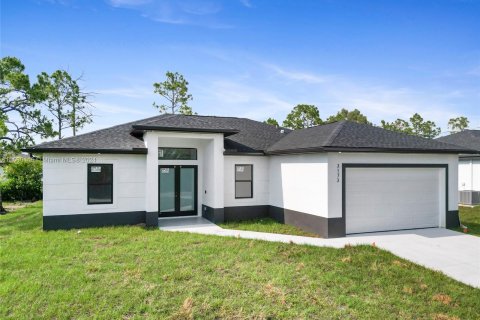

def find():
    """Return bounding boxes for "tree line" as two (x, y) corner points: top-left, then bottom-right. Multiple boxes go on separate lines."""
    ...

(264, 104), (470, 139)
(150, 72), (471, 139)
(1, 64), (472, 152)
(0, 56), (94, 212)
(0, 56), (93, 158)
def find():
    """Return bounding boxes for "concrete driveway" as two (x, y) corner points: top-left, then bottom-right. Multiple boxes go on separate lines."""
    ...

(159, 218), (480, 288)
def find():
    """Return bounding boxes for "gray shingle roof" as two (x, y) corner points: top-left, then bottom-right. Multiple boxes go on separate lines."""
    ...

(266, 120), (475, 154)
(436, 130), (480, 152)
(24, 114), (289, 154)
(24, 116), (474, 155)
(24, 119), (151, 154)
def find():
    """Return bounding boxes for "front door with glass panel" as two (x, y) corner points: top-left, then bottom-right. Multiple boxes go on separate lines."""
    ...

(158, 165), (197, 217)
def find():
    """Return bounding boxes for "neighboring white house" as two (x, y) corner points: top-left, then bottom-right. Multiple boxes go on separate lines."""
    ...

(438, 130), (480, 205)
(24, 115), (474, 238)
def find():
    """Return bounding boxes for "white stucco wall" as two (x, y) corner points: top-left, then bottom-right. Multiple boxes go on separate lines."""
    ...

(459, 159), (480, 191)
(327, 152), (459, 219)
(473, 160), (480, 191)
(43, 153), (146, 216)
(268, 153), (329, 217)
(202, 134), (225, 209)
(224, 155), (269, 207)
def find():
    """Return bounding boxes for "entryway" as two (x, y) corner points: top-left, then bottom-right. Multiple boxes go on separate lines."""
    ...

(158, 216), (221, 231)
(158, 165), (198, 217)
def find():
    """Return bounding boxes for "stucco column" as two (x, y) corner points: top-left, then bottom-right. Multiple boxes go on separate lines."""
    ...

(212, 134), (224, 209)
(144, 132), (159, 226)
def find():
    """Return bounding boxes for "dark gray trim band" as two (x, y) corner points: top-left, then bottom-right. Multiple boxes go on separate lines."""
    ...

(267, 147), (473, 155)
(202, 205), (225, 223)
(224, 205), (269, 221)
(342, 163), (450, 235)
(269, 206), (343, 238)
(132, 125), (239, 136)
(43, 211), (146, 230)
(146, 212), (159, 227)
(446, 210), (460, 228)
(223, 152), (265, 156)
(459, 155), (480, 160)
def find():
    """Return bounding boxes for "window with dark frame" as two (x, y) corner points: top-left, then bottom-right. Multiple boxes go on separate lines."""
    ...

(88, 164), (113, 205)
(235, 164), (253, 199)
(158, 147), (197, 160)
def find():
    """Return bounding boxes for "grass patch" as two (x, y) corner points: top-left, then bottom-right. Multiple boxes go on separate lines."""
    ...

(454, 206), (480, 236)
(1, 203), (479, 319)
(220, 217), (320, 237)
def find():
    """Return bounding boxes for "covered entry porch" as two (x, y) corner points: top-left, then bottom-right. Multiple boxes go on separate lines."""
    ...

(144, 131), (225, 226)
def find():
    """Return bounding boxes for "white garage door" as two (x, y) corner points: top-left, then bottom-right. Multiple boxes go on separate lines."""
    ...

(345, 167), (445, 234)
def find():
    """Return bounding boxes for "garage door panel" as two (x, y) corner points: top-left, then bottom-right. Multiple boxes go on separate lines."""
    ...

(345, 167), (443, 234)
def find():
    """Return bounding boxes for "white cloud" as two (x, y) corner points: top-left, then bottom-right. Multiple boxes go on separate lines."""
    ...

(240, 0), (253, 8)
(467, 65), (480, 76)
(258, 60), (468, 128)
(318, 80), (467, 128)
(108, 0), (152, 7)
(180, 1), (221, 15)
(106, 0), (231, 28)
(202, 80), (292, 120)
(263, 63), (327, 84)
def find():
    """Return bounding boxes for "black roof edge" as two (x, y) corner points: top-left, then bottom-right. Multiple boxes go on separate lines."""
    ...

(267, 146), (476, 155)
(131, 125), (239, 136)
(459, 154), (480, 160)
(223, 151), (265, 156)
(322, 147), (476, 154)
(21, 148), (148, 155)
(266, 147), (327, 155)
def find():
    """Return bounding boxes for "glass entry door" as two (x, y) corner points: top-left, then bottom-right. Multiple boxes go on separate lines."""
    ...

(158, 165), (197, 217)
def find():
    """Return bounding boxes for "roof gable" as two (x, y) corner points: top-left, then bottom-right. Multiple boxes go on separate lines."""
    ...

(267, 121), (475, 154)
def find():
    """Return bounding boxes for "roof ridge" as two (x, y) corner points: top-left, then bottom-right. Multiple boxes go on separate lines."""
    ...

(161, 114), (253, 120)
(139, 113), (176, 125)
(323, 120), (348, 147)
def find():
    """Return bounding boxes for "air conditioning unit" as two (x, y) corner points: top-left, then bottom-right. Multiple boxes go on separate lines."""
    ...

(459, 190), (480, 205)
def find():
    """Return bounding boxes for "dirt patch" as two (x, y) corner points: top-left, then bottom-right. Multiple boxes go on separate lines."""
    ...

(3, 202), (33, 212)
(432, 294), (452, 305)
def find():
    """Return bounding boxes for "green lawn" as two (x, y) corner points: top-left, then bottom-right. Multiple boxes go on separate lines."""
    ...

(455, 206), (480, 236)
(1, 203), (479, 319)
(220, 217), (320, 237)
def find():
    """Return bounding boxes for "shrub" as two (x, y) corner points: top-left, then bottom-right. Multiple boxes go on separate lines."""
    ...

(0, 158), (42, 201)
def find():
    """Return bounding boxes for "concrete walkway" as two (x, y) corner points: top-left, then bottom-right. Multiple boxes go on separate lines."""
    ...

(159, 217), (480, 288)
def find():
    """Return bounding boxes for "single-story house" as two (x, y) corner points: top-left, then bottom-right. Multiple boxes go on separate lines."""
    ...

(437, 130), (480, 205)
(24, 114), (474, 238)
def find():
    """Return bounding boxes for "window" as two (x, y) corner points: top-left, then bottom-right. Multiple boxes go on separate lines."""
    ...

(88, 164), (113, 204)
(158, 148), (197, 160)
(235, 164), (253, 199)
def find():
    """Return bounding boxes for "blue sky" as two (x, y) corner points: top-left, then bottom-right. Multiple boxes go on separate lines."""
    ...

(2, 0), (480, 137)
